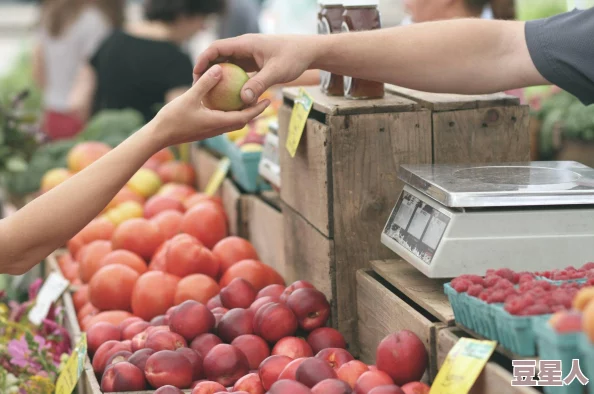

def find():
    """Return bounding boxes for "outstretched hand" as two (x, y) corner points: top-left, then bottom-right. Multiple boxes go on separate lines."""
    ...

(156, 64), (271, 147)
(193, 34), (318, 105)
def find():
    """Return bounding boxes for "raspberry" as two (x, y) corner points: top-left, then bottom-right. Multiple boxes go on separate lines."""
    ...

(504, 296), (533, 315)
(484, 275), (500, 288)
(551, 291), (572, 309)
(487, 290), (507, 304)
(518, 303), (551, 316)
(479, 291), (491, 301)
(493, 279), (514, 289)
(467, 284), (483, 297)
(551, 305), (566, 313)
(495, 268), (516, 283)
(451, 278), (472, 293)
(486, 269), (496, 277)
(570, 271), (585, 279)
(518, 274), (535, 284)
(582, 262), (594, 271)
(457, 275), (484, 285)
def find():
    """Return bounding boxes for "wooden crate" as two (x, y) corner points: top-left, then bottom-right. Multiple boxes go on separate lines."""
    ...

(437, 328), (540, 394)
(356, 267), (454, 383)
(242, 192), (286, 278)
(278, 86), (530, 352)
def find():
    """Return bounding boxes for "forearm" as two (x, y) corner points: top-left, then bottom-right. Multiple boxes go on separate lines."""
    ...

(0, 121), (165, 275)
(313, 19), (547, 94)
(283, 70), (320, 87)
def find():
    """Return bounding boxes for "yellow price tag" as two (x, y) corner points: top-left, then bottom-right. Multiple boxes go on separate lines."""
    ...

(285, 88), (314, 158)
(204, 157), (231, 196)
(431, 338), (496, 394)
(55, 334), (87, 394)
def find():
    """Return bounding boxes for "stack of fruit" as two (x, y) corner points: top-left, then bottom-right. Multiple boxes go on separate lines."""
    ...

(88, 279), (430, 394)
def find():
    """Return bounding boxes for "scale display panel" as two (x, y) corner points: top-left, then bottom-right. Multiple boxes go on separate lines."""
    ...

(383, 190), (451, 265)
(258, 131), (280, 187)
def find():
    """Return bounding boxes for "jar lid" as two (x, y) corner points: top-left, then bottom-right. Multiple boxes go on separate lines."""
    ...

(318, 0), (344, 5)
(342, 0), (379, 7)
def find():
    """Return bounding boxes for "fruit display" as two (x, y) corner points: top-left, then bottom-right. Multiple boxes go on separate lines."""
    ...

(446, 264), (594, 356)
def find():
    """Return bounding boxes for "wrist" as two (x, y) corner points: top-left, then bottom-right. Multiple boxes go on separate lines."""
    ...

(310, 34), (335, 70)
(139, 118), (168, 154)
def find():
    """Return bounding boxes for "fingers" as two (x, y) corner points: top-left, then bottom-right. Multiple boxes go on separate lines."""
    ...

(214, 99), (271, 130)
(241, 64), (281, 105)
(193, 37), (246, 83)
(190, 64), (222, 98)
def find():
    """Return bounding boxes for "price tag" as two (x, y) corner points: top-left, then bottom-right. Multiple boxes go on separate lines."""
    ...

(285, 88), (314, 158)
(28, 272), (69, 325)
(55, 334), (87, 394)
(431, 338), (496, 394)
(204, 157), (231, 196)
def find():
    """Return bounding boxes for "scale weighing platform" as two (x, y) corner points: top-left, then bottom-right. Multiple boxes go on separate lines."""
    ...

(381, 161), (594, 278)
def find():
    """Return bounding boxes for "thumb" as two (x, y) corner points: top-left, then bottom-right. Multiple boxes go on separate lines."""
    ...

(190, 64), (223, 98)
(241, 64), (280, 104)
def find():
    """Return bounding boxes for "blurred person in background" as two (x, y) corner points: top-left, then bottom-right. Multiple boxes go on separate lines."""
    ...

(218, 0), (261, 39)
(70, 0), (224, 123)
(33, 0), (125, 140)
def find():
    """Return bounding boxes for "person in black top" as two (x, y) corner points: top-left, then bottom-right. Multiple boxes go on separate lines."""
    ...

(70, 0), (224, 123)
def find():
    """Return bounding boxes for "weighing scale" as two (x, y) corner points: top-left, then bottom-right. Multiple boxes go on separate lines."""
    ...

(381, 161), (594, 278)
(258, 121), (281, 189)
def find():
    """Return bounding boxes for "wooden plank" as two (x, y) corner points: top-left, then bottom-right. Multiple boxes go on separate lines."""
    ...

(386, 84), (520, 112)
(330, 110), (433, 353)
(371, 259), (454, 324)
(221, 178), (241, 236)
(283, 86), (419, 116)
(282, 203), (334, 316)
(245, 195), (287, 279)
(260, 190), (282, 211)
(356, 270), (434, 383)
(432, 105), (531, 164)
(279, 105), (333, 237)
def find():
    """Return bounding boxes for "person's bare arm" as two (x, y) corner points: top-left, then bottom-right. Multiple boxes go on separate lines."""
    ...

(69, 63), (97, 122)
(194, 19), (547, 104)
(0, 65), (270, 275)
(32, 42), (45, 89)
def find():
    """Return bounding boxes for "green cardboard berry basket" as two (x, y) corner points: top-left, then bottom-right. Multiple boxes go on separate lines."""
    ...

(226, 142), (271, 193)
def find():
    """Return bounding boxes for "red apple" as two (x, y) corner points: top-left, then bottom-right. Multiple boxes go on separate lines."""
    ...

(278, 358), (307, 381)
(145, 330), (187, 351)
(308, 327), (347, 354)
(369, 386), (405, 394)
(176, 347), (204, 381)
(220, 278), (257, 309)
(287, 288), (331, 331)
(272, 337), (313, 359)
(231, 334), (270, 370)
(312, 379), (353, 394)
(233, 372), (265, 394)
(145, 350), (194, 389)
(207, 295), (223, 310)
(280, 281), (315, 303)
(258, 355), (292, 390)
(122, 321), (151, 341)
(93, 340), (132, 376)
(218, 308), (254, 343)
(253, 303), (298, 343)
(316, 348), (355, 370)
(250, 296), (279, 314)
(87, 322), (121, 355)
(354, 371), (394, 394)
(169, 300), (215, 341)
(258, 284), (286, 300)
(154, 385), (185, 394)
(203, 344), (250, 386)
(401, 382), (430, 394)
(296, 357), (337, 388)
(128, 348), (155, 372)
(191, 333), (223, 358)
(337, 360), (369, 388)
(267, 380), (312, 394)
(376, 331), (427, 386)
(191, 380), (227, 394)
(101, 361), (146, 392)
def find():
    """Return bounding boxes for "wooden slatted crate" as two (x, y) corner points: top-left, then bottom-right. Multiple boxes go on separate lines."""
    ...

(279, 86), (530, 353)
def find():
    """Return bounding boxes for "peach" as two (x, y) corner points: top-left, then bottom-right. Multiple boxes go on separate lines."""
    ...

(191, 381), (227, 394)
(220, 278), (257, 309)
(169, 300), (216, 341)
(151, 210), (184, 240)
(144, 195), (185, 219)
(250, 296), (278, 315)
(112, 218), (165, 260)
(573, 287), (594, 311)
(145, 350), (194, 389)
(233, 372), (265, 394)
(272, 337), (313, 359)
(312, 379), (353, 394)
(550, 311), (583, 333)
(207, 295), (223, 310)
(203, 63), (249, 111)
(267, 380), (312, 394)
(41, 168), (72, 193)
(316, 348), (355, 371)
(296, 357), (337, 388)
(128, 348), (155, 372)
(218, 308), (254, 343)
(145, 330), (187, 351)
(376, 331), (427, 386)
(258, 284), (286, 300)
(258, 355), (293, 391)
(280, 281), (315, 303)
(287, 288), (331, 331)
(166, 234), (219, 278)
(154, 386), (184, 394)
(68, 142), (111, 173)
(105, 350), (133, 372)
(253, 303), (298, 343)
(354, 371), (394, 394)
(212, 236), (260, 274)
(101, 361), (146, 392)
(151, 315), (169, 326)
(308, 328), (347, 354)
(369, 366), (378, 372)
(157, 161), (196, 186)
(337, 361), (370, 388)
(231, 334), (271, 370)
(122, 321), (150, 341)
(203, 344), (250, 386)
(93, 340), (132, 375)
(131, 326), (170, 351)
(158, 183), (195, 201)
(369, 386), (405, 394)
(175, 274), (220, 305)
(191, 333), (223, 358)
(401, 382), (430, 394)
(87, 322), (121, 355)
(278, 358), (307, 381)
(176, 347), (204, 381)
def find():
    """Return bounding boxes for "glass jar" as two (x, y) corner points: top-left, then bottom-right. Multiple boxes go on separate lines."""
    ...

(318, 1), (345, 96)
(341, 0), (384, 99)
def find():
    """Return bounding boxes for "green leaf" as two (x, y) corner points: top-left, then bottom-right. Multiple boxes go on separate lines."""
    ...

(6, 156), (28, 172)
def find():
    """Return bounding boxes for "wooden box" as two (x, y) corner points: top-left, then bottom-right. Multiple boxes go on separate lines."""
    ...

(278, 86), (530, 351)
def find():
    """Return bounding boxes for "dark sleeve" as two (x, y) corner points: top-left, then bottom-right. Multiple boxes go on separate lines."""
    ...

(163, 51), (194, 91)
(525, 7), (594, 105)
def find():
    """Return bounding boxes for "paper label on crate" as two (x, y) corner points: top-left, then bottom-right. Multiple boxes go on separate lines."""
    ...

(286, 88), (314, 158)
(28, 272), (69, 325)
(205, 157), (231, 196)
(431, 338), (496, 394)
(55, 334), (87, 394)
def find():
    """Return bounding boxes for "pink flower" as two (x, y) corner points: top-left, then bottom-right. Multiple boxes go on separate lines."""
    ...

(7, 337), (30, 368)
